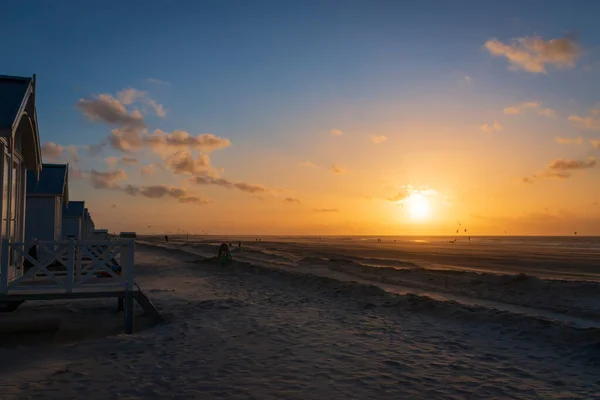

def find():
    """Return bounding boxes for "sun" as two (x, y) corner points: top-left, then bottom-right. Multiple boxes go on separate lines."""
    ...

(404, 193), (431, 221)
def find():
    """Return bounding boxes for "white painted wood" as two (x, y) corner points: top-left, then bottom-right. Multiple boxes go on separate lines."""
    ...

(0, 238), (135, 295)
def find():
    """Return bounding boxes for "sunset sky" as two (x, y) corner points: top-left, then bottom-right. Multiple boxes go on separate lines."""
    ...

(3, 0), (600, 235)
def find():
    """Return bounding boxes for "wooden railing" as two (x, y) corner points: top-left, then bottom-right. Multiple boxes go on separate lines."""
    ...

(0, 238), (135, 295)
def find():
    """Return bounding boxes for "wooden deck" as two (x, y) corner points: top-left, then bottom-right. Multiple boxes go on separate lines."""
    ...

(0, 238), (162, 334)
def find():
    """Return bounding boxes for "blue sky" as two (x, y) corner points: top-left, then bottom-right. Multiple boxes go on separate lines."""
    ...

(3, 0), (600, 234)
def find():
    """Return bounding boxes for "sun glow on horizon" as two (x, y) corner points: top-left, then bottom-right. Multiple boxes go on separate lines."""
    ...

(405, 193), (432, 221)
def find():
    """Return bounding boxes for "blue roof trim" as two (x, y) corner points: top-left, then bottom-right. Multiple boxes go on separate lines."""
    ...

(26, 164), (68, 196)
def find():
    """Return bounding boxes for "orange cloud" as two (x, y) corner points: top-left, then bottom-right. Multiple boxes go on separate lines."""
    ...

(330, 128), (343, 136)
(484, 35), (580, 73)
(370, 135), (387, 144)
(555, 136), (583, 145)
(480, 121), (503, 133)
(331, 165), (347, 174)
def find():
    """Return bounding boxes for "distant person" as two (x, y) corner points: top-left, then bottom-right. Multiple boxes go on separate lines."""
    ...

(218, 243), (232, 265)
(165, 235), (169, 243)
(239, 241), (242, 248)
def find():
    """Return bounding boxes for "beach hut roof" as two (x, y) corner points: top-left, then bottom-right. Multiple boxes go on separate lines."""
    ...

(63, 201), (85, 218)
(26, 163), (69, 203)
(0, 75), (42, 175)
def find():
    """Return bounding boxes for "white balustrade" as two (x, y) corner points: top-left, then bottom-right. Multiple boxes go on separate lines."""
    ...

(0, 238), (135, 294)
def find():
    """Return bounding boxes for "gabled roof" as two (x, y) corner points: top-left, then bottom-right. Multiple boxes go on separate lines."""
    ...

(26, 164), (69, 202)
(63, 200), (85, 218)
(0, 74), (42, 174)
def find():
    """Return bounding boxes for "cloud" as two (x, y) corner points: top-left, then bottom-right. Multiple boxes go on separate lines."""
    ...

(548, 157), (596, 170)
(189, 175), (268, 194)
(555, 136), (583, 145)
(283, 197), (302, 204)
(120, 184), (212, 205)
(370, 135), (387, 144)
(484, 35), (580, 73)
(117, 88), (146, 105)
(147, 100), (166, 117)
(82, 142), (107, 156)
(331, 164), (347, 174)
(165, 151), (214, 175)
(105, 156), (139, 168)
(299, 161), (317, 168)
(503, 101), (556, 118)
(569, 113), (600, 130)
(76, 94), (147, 131)
(523, 157), (597, 183)
(386, 185), (438, 203)
(147, 78), (169, 85)
(313, 208), (339, 213)
(117, 88), (166, 118)
(41, 142), (63, 160)
(141, 164), (158, 176)
(88, 169), (128, 189)
(111, 203), (118, 209)
(105, 156), (118, 168)
(330, 128), (343, 136)
(480, 121), (503, 133)
(41, 142), (80, 163)
(76, 89), (170, 153)
(590, 139), (600, 148)
(145, 130), (231, 155)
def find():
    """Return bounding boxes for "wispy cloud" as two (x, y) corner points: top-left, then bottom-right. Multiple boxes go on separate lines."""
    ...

(590, 139), (600, 148)
(555, 136), (583, 145)
(283, 197), (302, 204)
(503, 101), (556, 118)
(147, 78), (169, 85)
(330, 128), (343, 136)
(313, 208), (339, 213)
(484, 35), (580, 73)
(569, 108), (600, 130)
(522, 157), (597, 183)
(299, 161), (317, 168)
(370, 135), (387, 144)
(189, 175), (268, 194)
(480, 121), (503, 133)
(331, 164), (347, 174)
(548, 157), (596, 170)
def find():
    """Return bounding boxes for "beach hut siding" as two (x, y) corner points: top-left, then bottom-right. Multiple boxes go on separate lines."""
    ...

(25, 163), (69, 244)
(0, 75), (43, 275)
(62, 200), (85, 239)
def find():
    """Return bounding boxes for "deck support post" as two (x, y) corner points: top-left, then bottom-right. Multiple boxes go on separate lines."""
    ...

(123, 239), (135, 334)
(124, 290), (134, 334)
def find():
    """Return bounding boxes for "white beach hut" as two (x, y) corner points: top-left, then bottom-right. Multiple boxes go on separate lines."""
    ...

(62, 200), (85, 239)
(0, 75), (43, 277)
(25, 163), (69, 244)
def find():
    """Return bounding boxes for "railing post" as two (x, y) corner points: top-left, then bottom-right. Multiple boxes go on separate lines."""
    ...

(125, 239), (135, 291)
(65, 238), (75, 293)
(123, 239), (136, 334)
(0, 238), (9, 294)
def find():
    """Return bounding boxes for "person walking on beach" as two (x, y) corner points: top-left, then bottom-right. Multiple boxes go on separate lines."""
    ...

(165, 235), (169, 243)
(218, 243), (232, 265)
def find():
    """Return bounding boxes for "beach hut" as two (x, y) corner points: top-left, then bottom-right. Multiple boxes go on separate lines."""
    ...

(83, 207), (95, 239)
(25, 163), (69, 244)
(0, 75), (43, 276)
(62, 200), (85, 239)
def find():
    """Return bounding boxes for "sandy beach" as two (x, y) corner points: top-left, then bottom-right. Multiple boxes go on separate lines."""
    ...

(0, 238), (599, 399)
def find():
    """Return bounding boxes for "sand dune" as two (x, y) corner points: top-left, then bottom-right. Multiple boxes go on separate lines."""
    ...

(0, 240), (598, 399)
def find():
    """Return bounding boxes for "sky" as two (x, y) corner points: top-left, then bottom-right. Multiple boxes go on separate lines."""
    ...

(3, 0), (600, 235)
